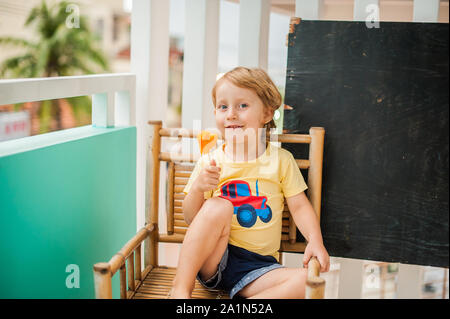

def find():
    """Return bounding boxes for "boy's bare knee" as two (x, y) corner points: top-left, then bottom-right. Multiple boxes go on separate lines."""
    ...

(193, 197), (233, 238)
(185, 197), (233, 225)
(201, 197), (234, 221)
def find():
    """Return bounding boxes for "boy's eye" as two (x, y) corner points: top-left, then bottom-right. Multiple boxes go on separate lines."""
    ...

(239, 103), (248, 108)
(217, 104), (227, 110)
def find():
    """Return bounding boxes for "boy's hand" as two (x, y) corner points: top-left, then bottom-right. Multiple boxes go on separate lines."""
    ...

(303, 241), (330, 273)
(192, 159), (221, 193)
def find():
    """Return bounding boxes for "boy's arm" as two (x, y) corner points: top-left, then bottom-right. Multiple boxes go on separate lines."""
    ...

(182, 158), (220, 225)
(182, 185), (206, 225)
(286, 191), (324, 244)
(286, 191), (329, 271)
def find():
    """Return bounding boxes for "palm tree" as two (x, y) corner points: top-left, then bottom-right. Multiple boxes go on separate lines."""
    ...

(0, 0), (110, 132)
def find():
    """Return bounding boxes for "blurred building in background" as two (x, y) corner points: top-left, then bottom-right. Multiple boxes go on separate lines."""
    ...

(0, 0), (131, 72)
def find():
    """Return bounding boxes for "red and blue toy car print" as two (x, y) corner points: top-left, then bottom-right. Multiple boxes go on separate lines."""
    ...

(218, 179), (272, 228)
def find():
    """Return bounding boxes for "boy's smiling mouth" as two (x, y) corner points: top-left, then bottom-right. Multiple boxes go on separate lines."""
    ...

(225, 125), (244, 129)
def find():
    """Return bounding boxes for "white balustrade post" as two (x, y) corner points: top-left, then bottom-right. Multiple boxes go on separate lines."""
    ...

(295, 0), (324, 20)
(92, 92), (115, 128)
(397, 263), (424, 299)
(413, 0), (440, 22)
(337, 257), (364, 299)
(238, 0), (270, 70)
(131, 0), (170, 234)
(114, 90), (135, 127)
(182, 0), (220, 131)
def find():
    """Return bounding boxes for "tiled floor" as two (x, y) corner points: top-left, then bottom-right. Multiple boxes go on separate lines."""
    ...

(310, 257), (449, 299)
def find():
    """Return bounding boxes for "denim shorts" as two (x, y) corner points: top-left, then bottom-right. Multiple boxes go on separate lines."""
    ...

(196, 244), (284, 299)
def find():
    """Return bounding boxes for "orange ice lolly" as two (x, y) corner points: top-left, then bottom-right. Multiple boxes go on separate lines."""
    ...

(197, 131), (218, 155)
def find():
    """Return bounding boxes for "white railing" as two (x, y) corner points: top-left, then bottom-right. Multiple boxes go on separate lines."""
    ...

(0, 73), (144, 227)
(0, 73), (135, 128)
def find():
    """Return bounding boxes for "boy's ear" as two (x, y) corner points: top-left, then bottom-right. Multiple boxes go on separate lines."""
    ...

(264, 107), (275, 123)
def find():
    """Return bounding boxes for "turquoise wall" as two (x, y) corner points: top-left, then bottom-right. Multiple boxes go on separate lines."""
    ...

(0, 126), (136, 298)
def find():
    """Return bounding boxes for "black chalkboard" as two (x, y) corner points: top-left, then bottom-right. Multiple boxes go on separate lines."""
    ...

(283, 20), (449, 268)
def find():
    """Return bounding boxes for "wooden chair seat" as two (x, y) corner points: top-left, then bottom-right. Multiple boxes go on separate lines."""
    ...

(132, 266), (229, 299)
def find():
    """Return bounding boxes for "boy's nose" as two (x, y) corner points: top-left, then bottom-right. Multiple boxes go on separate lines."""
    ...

(226, 107), (237, 120)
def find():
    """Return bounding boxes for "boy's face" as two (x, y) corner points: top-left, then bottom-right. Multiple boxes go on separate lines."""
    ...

(214, 79), (273, 145)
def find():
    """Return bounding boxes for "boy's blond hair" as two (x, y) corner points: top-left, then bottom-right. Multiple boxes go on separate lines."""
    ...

(212, 67), (282, 131)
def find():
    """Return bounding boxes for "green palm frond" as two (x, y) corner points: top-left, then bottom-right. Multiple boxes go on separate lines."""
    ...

(0, 37), (37, 49)
(24, 6), (41, 26)
(36, 41), (51, 76)
(67, 56), (96, 75)
(0, 54), (36, 78)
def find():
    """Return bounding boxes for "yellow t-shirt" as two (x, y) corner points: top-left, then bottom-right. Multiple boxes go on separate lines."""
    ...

(183, 142), (308, 261)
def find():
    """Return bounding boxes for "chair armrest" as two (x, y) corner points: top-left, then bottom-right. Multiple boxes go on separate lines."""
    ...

(93, 223), (155, 299)
(306, 256), (326, 299)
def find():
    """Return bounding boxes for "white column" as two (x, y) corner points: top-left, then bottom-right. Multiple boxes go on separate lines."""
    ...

(295, 0), (324, 20)
(337, 257), (364, 299)
(238, 0), (271, 70)
(397, 263), (424, 299)
(353, 0), (380, 21)
(182, 0), (220, 131)
(131, 0), (170, 231)
(413, 0), (440, 22)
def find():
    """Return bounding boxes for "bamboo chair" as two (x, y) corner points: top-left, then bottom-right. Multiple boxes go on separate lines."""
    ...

(93, 121), (326, 299)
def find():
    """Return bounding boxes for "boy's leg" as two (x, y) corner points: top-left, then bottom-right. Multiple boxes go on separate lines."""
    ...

(171, 197), (234, 298)
(238, 267), (308, 299)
